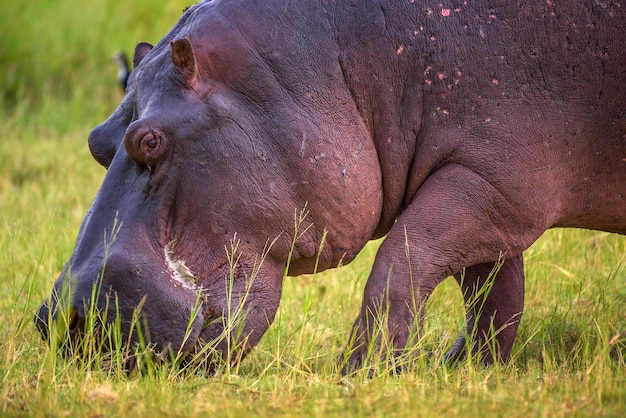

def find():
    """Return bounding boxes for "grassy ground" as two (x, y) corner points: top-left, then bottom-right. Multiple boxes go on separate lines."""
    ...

(1, 1), (625, 416)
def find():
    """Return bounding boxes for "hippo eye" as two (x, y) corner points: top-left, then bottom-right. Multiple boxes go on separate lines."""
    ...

(125, 127), (167, 169)
(140, 133), (158, 154)
(141, 131), (167, 166)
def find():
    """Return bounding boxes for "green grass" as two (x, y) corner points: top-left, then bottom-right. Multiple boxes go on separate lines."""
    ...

(1, 1), (625, 416)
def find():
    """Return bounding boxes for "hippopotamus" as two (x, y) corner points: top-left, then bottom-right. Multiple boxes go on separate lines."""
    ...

(36, 0), (625, 371)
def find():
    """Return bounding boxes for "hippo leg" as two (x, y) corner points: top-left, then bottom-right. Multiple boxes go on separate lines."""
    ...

(444, 255), (525, 365)
(343, 164), (542, 373)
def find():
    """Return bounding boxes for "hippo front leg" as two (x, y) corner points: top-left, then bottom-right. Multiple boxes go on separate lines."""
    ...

(343, 164), (542, 373)
(444, 255), (525, 365)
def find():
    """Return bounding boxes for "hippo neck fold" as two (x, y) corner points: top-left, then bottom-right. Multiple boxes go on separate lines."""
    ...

(330, 1), (427, 238)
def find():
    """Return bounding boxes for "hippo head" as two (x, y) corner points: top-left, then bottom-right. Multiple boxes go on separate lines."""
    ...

(35, 2), (381, 369)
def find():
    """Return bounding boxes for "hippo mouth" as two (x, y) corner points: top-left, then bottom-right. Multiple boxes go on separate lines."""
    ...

(34, 251), (223, 372)
(35, 292), (210, 372)
(34, 233), (263, 374)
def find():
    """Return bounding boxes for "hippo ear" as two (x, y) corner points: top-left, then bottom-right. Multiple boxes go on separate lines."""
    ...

(170, 37), (197, 84)
(133, 42), (153, 69)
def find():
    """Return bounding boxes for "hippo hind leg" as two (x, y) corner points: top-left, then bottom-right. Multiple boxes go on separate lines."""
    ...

(444, 254), (525, 365)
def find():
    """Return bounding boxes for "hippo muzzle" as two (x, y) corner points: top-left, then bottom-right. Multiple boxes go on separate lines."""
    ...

(35, 241), (206, 361)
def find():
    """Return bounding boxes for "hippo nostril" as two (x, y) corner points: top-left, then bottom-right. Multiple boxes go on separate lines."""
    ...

(68, 306), (80, 331)
(68, 306), (87, 337)
(68, 306), (78, 331)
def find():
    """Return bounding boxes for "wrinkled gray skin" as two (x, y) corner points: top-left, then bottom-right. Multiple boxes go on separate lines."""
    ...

(36, 0), (625, 371)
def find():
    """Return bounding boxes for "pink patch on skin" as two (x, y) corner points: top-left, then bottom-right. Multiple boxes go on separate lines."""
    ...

(441, 8), (451, 17)
(396, 45), (405, 55)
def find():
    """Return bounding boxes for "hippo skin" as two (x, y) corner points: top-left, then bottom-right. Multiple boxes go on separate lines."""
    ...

(36, 0), (625, 371)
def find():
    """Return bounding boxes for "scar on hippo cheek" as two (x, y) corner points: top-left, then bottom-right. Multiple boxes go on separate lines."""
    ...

(164, 242), (200, 290)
